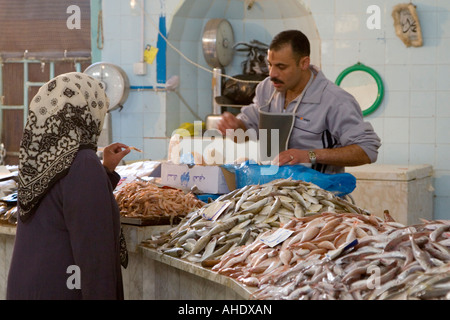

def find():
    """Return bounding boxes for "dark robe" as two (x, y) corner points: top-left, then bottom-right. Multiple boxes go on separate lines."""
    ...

(6, 149), (124, 300)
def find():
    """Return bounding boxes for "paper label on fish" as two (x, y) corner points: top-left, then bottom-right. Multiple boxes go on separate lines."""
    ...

(260, 228), (294, 248)
(201, 201), (232, 221)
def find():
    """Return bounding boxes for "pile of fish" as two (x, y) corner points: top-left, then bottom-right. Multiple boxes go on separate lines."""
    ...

(0, 203), (17, 225)
(247, 216), (450, 300)
(115, 180), (205, 220)
(142, 178), (365, 263)
(142, 178), (450, 300)
(0, 192), (18, 225)
(211, 211), (388, 289)
(393, 262), (450, 300)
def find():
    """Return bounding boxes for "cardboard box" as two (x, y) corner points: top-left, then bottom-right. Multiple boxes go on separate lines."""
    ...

(161, 163), (236, 194)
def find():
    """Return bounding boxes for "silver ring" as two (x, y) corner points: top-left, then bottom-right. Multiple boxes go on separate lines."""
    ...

(289, 155), (294, 161)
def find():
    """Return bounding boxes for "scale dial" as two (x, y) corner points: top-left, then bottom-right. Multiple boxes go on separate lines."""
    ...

(202, 18), (235, 68)
(84, 62), (130, 111)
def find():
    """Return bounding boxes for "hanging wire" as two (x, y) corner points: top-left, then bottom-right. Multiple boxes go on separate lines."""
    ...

(137, 2), (261, 85)
(97, 9), (104, 50)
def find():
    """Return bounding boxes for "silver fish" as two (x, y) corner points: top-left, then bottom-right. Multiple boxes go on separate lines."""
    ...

(289, 190), (311, 209)
(234, 191), (249, 213)
(302, 191), (319, 205)
(280, 199), (295, 212)
(190, 234), (212, 255)
(175, 230), (197, 246)
(207, 216), (240, 236)
(218, 232), (241, 244)
(294, 202), (305, 218)
(270, 178), (299, 187)
(215, 187), (241, 201)
(430, 224), (450, 242)
(203, 241), (236, 261)
(409, 234), (434, 271)
(258, 185), (274, 197)
(232, 184), (253, 198)
(200, 237), (217, 261)
(239, 197), (272, 214)
(162, 247), (185, 258)
(238, 228), (252, 246)
(268, 196), (282, 218)
(181, 241), (195, 252)
(229, 219), (252, 234)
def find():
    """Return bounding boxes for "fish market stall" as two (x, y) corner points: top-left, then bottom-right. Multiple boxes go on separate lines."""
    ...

(139, 178), (366, 299)
(0, 222), (251, 300)
(1, 161), (449, 300)
(0, 160), (243, 300)
(116, 179), (205, 226)
(142, 177), (450, 300)
(140, 247), (252, 299)
(0, 219), (172, 300)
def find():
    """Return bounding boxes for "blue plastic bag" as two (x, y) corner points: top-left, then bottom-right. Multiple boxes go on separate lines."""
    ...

(222, 161), (356, 197)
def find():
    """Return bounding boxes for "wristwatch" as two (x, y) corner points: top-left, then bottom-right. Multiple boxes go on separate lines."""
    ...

(308, 150), (317, 166)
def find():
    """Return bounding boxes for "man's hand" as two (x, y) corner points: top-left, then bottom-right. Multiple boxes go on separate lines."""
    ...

(272, 149), (309, 166)
(271, 145), (371, 167)
(102, 142), (131, 173)
(216, 111), (247, 135)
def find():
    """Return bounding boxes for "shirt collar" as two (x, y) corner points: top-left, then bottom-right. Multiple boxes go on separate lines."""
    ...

(301, 65), (327, 104)
(271, 65), (327, 108)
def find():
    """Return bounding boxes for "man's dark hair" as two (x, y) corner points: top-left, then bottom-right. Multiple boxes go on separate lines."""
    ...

(269, 30), (310, 62)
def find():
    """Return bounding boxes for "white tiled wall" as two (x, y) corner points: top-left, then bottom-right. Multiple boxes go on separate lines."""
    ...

(102, 0), (450, 220)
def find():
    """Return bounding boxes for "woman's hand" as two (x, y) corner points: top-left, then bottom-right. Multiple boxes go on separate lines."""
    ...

(102, 142), (131, 172)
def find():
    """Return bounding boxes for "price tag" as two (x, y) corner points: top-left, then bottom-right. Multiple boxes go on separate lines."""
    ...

(260, 228), (294, 248)
(201, 201), (232, 221)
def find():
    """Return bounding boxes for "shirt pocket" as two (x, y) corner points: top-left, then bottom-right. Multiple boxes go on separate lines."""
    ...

(293, 116), (322, 135)
(289, 116), (327, 149)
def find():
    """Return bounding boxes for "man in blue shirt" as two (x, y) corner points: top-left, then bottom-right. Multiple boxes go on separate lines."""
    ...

(217, 30), (381, 174)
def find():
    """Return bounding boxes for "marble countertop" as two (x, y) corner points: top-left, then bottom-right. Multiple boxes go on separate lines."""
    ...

(0, 221), (171, 253)
(121, 223), (171, 253)
(346, 164), (433, 181)
(0, 222), (16, 236)
(140, 245), (256, 299)
(0, 221), (255, 299)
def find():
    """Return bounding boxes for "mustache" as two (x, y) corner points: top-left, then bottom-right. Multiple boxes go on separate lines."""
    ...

(270, 77), (284, 84)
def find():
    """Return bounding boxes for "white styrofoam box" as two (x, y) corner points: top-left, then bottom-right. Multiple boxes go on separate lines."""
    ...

(161, 163), (235, 194)
(168, 135), (260, 165)
(346, 164), (434, 225)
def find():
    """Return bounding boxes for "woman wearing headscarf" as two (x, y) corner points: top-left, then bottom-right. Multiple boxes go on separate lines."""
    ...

(7, 72), (130, 299)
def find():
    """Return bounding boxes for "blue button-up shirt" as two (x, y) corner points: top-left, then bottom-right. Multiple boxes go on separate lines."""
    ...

(237, 65), (381, 174)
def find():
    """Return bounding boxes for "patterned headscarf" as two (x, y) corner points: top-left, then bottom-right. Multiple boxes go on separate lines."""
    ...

(18, 72), (109, 221)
